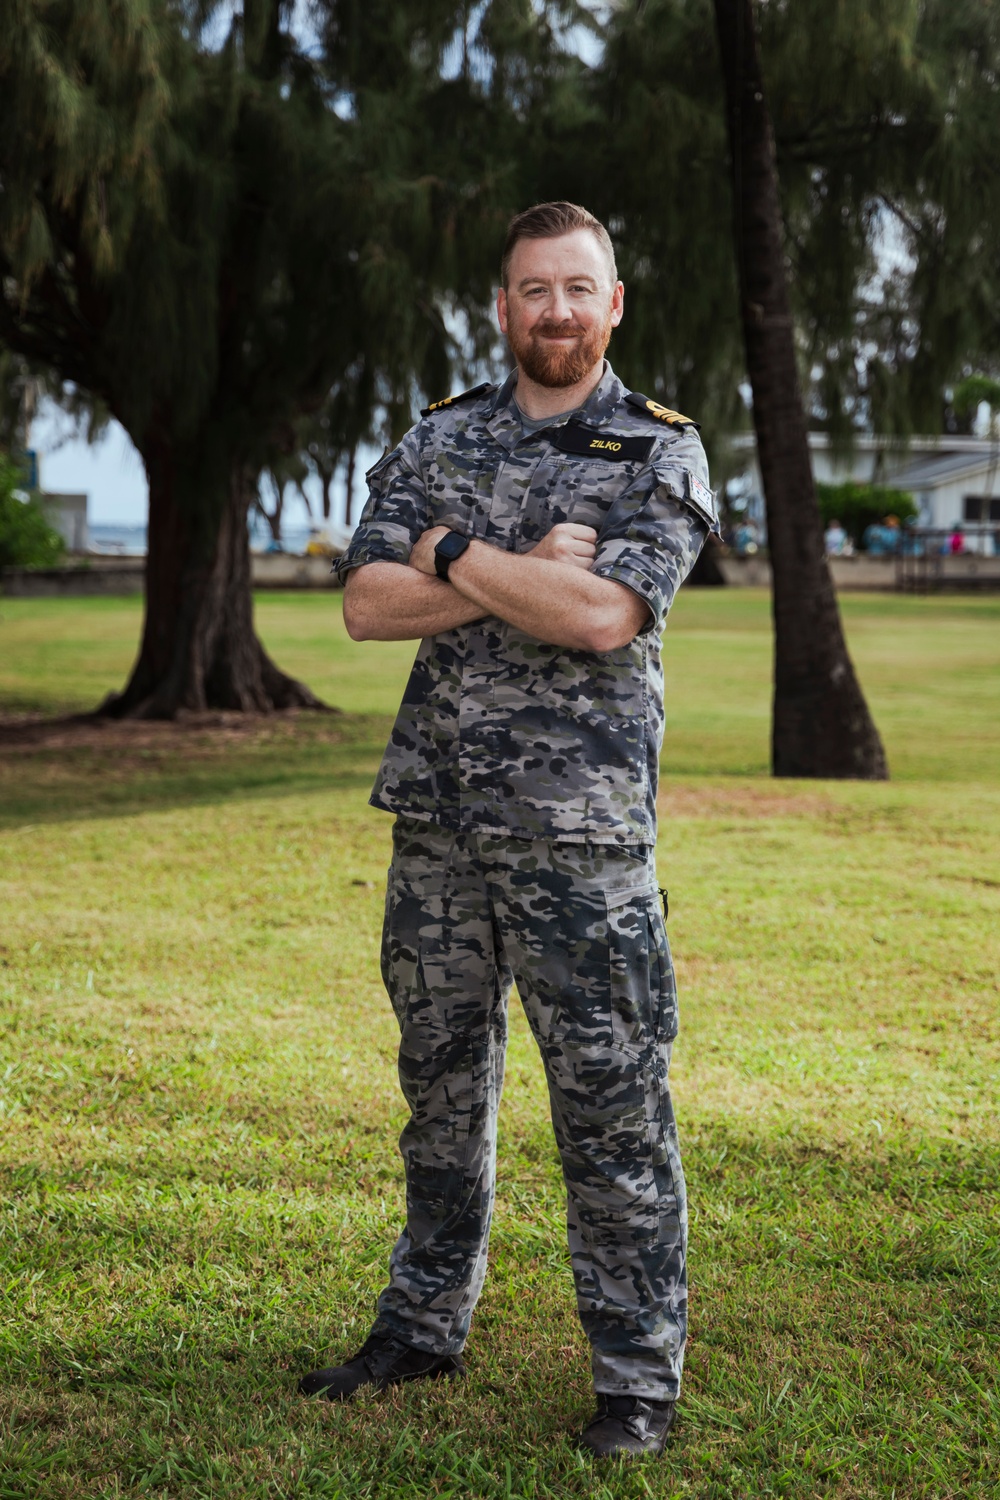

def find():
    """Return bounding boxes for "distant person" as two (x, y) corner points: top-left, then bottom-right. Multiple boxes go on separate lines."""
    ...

(732, 519), (759, 555)
(862, 515), (900, 556)
(949, 523), (965, 555)
(901, 517), (923, 557)
(299, 201), (718, 1458)
(824, 518), (847, 556)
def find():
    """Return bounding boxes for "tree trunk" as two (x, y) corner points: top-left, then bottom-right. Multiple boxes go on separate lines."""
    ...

(713, 0), (887, 778)
(99, 442), (328, 719)
(318, 464), (333, 521)
(259, 473), (285, 543)
(295, 479), (314, 519)
(344, 446), (357, 527)
(686, 535), (728, 586)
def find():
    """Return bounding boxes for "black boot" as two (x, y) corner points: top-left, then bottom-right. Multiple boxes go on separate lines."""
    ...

(578, 1394), (676, 1457)
(298, 1329), (465, 1401)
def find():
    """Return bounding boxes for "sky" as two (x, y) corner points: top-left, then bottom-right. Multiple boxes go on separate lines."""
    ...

(33, 406), (148, 526)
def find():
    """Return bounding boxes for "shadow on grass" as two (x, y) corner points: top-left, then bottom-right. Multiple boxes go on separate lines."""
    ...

(0, 709), (392, 830)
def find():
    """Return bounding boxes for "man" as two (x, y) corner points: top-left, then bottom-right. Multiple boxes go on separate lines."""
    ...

(300, 202), (717, 1458)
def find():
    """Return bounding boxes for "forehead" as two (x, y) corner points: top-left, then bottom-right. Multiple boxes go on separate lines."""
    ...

(508, 228), (612, 286)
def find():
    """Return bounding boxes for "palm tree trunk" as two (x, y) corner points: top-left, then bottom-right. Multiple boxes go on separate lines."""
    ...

(713, 0), (887, 778)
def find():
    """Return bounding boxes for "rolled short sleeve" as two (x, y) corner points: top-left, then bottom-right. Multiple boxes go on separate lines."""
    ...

(331, 435), (430, 584)
(591, 433), (719, 633)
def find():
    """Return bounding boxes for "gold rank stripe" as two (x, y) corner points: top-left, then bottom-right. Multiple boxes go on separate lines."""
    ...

(420, 382), (494, 417)
(625, 391), (699, 428)
(645, 400), (695, 425)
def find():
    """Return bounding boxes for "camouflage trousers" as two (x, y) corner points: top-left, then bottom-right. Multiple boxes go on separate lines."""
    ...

(371, 816), (687, 1401)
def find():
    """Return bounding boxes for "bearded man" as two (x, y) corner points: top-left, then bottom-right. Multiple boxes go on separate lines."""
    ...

(299, 201), (717, 1458)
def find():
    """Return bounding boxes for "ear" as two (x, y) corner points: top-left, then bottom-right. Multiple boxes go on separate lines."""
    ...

(496, 286), (509, 335)
(609, 280), (624, 329)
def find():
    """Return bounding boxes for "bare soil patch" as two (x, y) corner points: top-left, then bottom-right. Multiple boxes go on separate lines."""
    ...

(658, 781), (833, 820)
(0, 707), (345, 758)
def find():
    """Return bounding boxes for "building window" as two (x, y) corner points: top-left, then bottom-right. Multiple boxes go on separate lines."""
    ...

(963, 496), (1000, 523)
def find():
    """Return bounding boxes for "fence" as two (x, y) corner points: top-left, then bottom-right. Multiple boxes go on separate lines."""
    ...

(896, 527), (1000, 593)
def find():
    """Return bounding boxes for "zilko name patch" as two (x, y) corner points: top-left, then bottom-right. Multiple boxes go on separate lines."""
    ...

(548, 422), (655, 464)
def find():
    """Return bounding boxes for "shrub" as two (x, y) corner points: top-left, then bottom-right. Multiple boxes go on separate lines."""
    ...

(0, 453), (66, 568)
(815, 481), (917, 546)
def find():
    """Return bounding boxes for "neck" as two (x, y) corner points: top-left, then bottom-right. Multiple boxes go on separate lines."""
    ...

(513, 360), (606, 420)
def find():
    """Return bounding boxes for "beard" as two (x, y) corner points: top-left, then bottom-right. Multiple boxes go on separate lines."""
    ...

(506, 309), (614, 388)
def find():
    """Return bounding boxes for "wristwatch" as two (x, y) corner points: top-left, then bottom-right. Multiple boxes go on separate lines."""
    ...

(434, 529), (471, 580)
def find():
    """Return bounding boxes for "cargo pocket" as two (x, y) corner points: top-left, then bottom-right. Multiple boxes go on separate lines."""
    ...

(380, 863), (414, 1029)
(604, 882), (677, 1054)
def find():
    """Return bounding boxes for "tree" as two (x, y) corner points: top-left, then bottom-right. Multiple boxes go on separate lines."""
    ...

(294, 365), (379, 528)
(815, 482), (916, 549)
(0, 453), (66, 569)
(711, 0), (888, 776)
(0, 2), (327, 712)
(255, 456), (310, 548)
(955, 376), (1000, 439)
(587, 0), (1000, 772)
(0, 0), (581, 717)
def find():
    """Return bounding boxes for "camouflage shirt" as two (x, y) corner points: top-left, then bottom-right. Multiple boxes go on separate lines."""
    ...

(335, 363), (717, 844)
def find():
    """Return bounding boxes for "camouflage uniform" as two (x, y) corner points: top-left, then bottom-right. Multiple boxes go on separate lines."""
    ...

(335, 362), (715, 1402)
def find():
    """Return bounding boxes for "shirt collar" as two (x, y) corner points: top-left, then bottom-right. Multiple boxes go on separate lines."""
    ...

(484, 361), (625, 448)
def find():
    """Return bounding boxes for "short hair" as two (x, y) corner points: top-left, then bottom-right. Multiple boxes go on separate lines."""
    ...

(500, 202), (618, 289)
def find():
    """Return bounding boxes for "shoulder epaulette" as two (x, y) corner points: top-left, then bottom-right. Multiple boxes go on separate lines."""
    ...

(420, 382), (494, 418)
(625, 391), (700, 431)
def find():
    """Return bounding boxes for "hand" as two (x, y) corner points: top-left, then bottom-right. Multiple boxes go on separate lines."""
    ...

(528, 523), (598, 571)
(408, 525), (451, 577)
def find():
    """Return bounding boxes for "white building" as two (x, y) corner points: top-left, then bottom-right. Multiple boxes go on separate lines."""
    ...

(40, 491), (89, 552)
(733, 434), (1000, 551)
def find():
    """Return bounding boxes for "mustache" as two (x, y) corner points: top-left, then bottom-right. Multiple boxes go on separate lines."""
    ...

(532, 321), (581, 339)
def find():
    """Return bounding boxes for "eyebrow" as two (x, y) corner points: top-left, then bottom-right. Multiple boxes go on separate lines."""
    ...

(516, 272), (601, 290)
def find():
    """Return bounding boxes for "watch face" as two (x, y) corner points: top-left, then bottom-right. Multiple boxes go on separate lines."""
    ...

(437, 531), (468, 559)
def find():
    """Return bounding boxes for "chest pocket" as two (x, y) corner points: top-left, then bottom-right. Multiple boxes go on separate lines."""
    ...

(540, 458), (637, 532)
(424, 453), (498, 534)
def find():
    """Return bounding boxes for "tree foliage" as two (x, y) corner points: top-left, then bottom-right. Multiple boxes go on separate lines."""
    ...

(0, 0), (584, 714)
(585, 0), (1000, 454)
(0, 454), (66, 569)
(815, 481), (917, 544)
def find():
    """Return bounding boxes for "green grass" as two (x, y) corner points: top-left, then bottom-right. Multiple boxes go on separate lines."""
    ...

(0, 590), (998, 1497)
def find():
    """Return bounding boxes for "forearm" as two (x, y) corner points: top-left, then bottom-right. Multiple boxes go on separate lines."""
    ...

(446, 541), (648, 651)
(342, 561), (487, 641)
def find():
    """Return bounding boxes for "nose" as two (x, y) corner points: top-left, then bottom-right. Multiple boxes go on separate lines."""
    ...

(547, 285), (573, 323)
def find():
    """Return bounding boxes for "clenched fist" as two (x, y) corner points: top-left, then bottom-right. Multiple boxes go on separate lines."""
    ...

(408, 525), (452, 577)
(528, 523), (598, 570)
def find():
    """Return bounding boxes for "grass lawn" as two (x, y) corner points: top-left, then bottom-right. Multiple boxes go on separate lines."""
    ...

(0, 588), (998, 1498)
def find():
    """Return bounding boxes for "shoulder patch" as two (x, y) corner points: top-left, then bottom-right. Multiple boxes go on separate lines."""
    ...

(625, 391), (700, 430)
(420, 382), (494, 418)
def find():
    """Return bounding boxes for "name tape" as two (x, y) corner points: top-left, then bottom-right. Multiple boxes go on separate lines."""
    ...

(549, 423), (655, 463)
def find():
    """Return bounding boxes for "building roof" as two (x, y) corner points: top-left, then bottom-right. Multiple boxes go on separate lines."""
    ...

(886, 453), (1000, 491)
(730, 431), (998, 455)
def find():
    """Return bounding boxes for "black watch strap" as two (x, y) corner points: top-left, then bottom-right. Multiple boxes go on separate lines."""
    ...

(434, 530), (471, 580)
